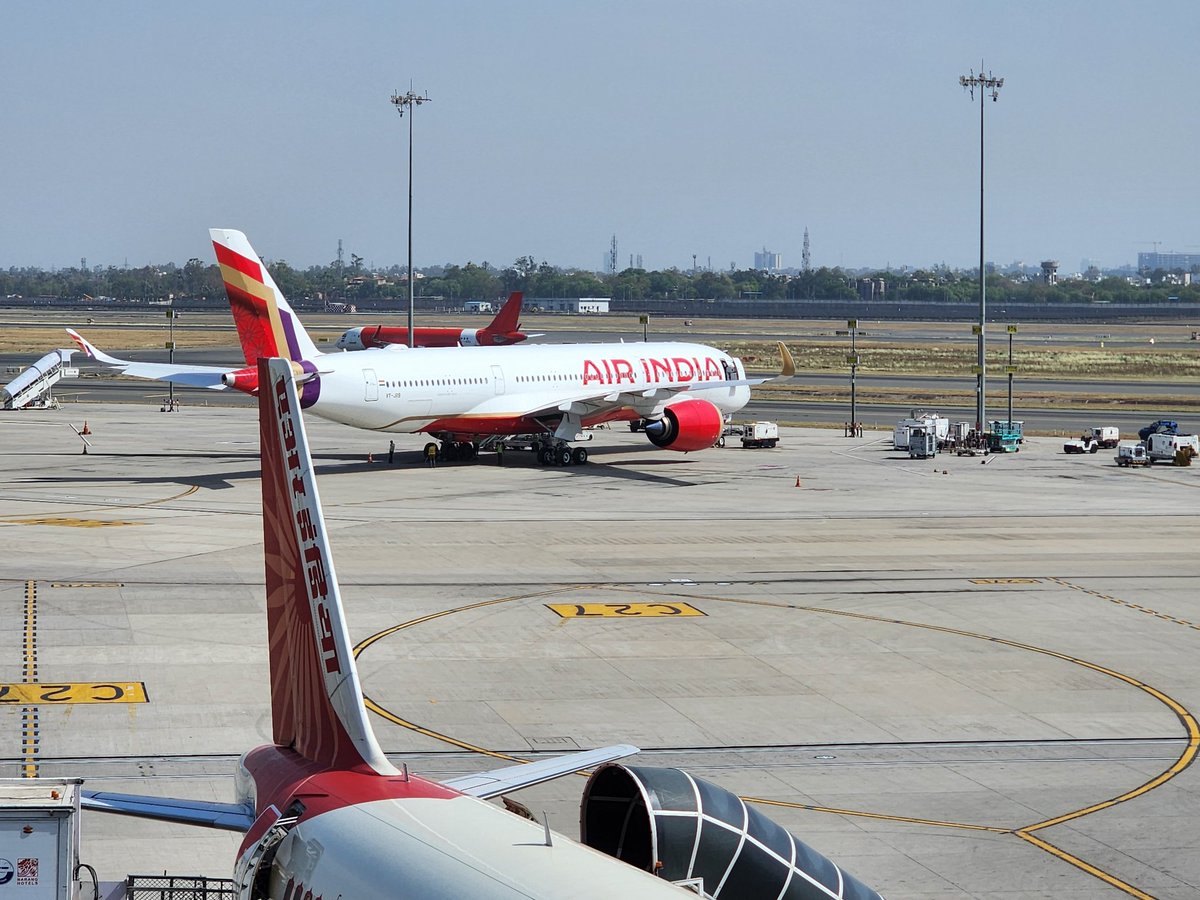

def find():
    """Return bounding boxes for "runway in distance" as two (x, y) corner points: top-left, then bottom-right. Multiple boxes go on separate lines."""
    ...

(68, 229), (795, 465)
(335, 290), (536, 349)
(80, 356), (885, 900)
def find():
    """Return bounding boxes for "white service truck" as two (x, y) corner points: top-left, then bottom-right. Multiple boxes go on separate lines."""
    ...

(741, 421), (779, 448)
(1115, 442), (1150, 467)
(894, 414), (949, 450)
(1145, 432), (1199, 464)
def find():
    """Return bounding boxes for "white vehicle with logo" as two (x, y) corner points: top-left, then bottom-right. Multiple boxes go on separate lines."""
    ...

(1145, 432), (1199, 464)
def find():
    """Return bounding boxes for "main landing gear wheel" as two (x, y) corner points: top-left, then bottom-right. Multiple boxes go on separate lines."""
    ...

(556, 446), (573, 466)
(571, 446), (589, 465)
(539, 447), (555, 466)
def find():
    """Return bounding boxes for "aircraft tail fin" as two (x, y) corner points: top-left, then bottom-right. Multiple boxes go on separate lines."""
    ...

(489, 291), (524, 334)
(212, 229), (321, 366)
(258, 357), (396, 775)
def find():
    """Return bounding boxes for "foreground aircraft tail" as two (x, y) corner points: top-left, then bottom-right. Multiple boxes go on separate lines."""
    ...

(258, 356), (396, 774)
(211, 229), (321, 366)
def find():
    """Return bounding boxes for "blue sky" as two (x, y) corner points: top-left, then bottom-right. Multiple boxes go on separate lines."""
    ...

(3, 1), (1196, 273)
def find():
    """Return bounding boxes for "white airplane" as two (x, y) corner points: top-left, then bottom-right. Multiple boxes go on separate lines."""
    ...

(80, 356), (885, 899)
(67, 229), (794, 465)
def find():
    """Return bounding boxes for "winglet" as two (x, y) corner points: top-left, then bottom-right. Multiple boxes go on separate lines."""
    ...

(258, 357), (396, 775)
(65, 328), (121, 366)
(777, 341), (796, 378)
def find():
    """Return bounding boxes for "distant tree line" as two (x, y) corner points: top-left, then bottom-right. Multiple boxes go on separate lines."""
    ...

(3, 256), (1199, 307)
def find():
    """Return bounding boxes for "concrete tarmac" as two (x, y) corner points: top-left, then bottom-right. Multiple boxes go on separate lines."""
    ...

(1, 405), (1198, 897)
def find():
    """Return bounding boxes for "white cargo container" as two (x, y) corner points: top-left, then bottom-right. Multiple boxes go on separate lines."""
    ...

(1146, 432), (1199, 463)
(1089, 426), (1121, 448)
(894, 414), (949, 450)
(0, 779), (81, 900)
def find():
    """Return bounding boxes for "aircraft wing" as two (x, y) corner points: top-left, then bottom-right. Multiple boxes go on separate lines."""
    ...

(80, 790), (255, 832)
(66, 328), (230, 389)
(441, 744), (640, 799)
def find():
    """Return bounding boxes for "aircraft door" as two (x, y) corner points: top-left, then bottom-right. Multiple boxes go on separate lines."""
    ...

(491, 365), (505, 395)
(363, 369), (379, 402)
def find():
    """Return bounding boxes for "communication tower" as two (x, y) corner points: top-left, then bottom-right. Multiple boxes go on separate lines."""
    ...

(802, 228), (811, 273)
(609, 235), (618, 275)
(337, 239), (344, 270)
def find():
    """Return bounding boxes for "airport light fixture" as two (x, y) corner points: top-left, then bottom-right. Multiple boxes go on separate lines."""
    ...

(959, 67), (1003, 433)
(390, 88), (432, 349)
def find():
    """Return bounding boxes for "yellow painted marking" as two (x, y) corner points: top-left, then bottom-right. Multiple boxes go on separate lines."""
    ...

(0, 682), (147, 705)
(22, 581), (39, 778)
(970, 578), (1041, 584)
(546, 602), (705, 618)
(600, 583), (1198, 898)
(355, 588), (576, 765)
(1052, 576), (1200, 631)
(1015, 832), (1156, 900)
(9, 517), (142, 528)
(50, 582), (124, 588)
(745, 796), (1007, 833)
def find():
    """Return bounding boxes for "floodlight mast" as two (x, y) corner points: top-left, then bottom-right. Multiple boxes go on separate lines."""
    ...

(959, 68), (1003, 434)
(390, 88), (432, 349)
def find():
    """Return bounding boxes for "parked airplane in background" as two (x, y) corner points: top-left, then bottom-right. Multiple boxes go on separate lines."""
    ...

(81, 356), (884, 899)
(335, 290), (535, 349)
(68, 229), (793, 465)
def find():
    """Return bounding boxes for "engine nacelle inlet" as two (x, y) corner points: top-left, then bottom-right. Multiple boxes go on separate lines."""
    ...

(642, 399), (724, 452)
(581, 764), (884, 900)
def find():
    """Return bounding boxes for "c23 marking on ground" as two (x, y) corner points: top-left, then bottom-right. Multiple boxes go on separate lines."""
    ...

(546, 602), (706, 618)
(0, 682), (148, 704)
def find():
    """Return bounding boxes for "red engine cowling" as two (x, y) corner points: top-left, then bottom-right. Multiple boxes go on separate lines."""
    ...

(643, 399), (724, 452)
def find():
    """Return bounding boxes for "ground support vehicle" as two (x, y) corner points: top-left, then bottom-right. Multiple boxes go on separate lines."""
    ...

(908, 427), (937, 459)
(1138, 420), (1179, 441)
(986, 428), (1021, 453)
(1115, 443), (1150, 467)
(1063, 436), (1099, 454)
(741, 421), (779, 448)
(989, 420), (1025, 444)
(1146, 432), (1199, 464)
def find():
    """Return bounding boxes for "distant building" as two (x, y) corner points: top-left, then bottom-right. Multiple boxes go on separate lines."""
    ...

(464, 301), (494, 313)
(857, 278), (886, 301)
(753, 247), (782, 271)
(1040, 260), (1059, 284)
(1138, 251), (1200, 272)
(531, 297), (610, 314)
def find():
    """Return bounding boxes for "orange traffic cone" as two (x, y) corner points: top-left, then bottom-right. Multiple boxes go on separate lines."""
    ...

(81, 421), (91, 435)
(794, 475), (802, 488)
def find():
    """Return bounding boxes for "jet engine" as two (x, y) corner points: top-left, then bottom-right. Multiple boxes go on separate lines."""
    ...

(221, 366), (259, 394)
(642, 400), (724, 452)
(581, 765), (884, 900)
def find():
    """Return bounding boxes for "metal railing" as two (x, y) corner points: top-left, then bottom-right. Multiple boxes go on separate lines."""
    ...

(125, 875), (236, 900)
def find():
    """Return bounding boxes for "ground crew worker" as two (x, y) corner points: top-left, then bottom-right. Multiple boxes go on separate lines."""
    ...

(496, 442), (505, 466)
(425, 443), (438, 467)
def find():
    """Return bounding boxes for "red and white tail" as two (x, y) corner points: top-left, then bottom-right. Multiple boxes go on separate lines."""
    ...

(213, 229), (321, 367)
(488, 291), (524, 334)
(257, 357), (396, 775)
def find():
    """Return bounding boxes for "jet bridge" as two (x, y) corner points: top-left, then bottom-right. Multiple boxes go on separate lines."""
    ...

(1, 350), (77, 410)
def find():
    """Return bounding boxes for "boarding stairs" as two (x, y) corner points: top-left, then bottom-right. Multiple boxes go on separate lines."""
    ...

(1, 348), (77, 409)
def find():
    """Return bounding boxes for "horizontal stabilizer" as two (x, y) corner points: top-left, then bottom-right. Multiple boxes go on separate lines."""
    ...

(81, 790), (255, 832)
(441, 744), (640, 799)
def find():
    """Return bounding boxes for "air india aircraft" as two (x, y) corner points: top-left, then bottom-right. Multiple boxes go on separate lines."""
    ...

(80, 356), (885, 899)
(335, 290), (534, 349)
(68, 229), (793, 465)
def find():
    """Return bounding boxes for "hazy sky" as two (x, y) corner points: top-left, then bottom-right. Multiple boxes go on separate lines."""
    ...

(4, 1), (1197, 274)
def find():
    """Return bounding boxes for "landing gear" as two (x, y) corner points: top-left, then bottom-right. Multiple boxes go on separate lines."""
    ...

(535, 440), (588, 466)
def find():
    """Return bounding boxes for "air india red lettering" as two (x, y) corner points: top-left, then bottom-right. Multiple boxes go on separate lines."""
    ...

(612, 358), (635, 384)
(672, 358), (695, 381)
(583, 359), (604, 385)
(705, 357), (722, 380)
(650, 358), (673, 382)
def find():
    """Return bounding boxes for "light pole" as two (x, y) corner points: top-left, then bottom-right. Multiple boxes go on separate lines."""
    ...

(847, 319), (859, 435)
(959, 67), (1003, 433)
(1006, 324), (1017, 430)
(390, 88), (432, 349)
